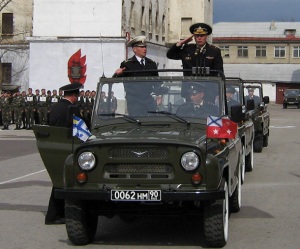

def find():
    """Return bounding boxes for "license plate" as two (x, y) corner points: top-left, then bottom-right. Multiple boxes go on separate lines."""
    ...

(111, 190), (161, 201)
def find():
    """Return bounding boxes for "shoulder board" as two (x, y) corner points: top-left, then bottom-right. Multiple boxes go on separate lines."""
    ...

(145, 57), (156, 63)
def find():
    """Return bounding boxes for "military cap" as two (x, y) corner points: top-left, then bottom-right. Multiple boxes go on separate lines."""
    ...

(189, 23), (212, 35)
(188, 84), (205, 94)
(127, 36), (147, 47)
(226, 86), (236, 94)
(59, 82), (83, 94)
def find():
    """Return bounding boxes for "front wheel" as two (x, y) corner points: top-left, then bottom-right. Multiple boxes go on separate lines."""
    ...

(203, 179), (229, 248)
(245, 141), (254, 172)
(263, 130), (269, 147)
(230, 166), (242, 213)
(65, 199), (98, 245)
(253, 133), (263, 153)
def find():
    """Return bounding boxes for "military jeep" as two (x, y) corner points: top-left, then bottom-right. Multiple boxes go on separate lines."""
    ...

(225, 77), (255, 176)
(244, 82), (270, 153)
(283, 89), (300, 109)
(34, 71), (244, 247)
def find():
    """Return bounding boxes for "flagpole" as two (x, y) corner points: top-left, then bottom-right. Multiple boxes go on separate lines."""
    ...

(72, 114), (75, 154)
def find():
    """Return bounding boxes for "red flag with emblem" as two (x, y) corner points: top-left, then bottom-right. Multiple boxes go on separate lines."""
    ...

(206, 115), (238, 139)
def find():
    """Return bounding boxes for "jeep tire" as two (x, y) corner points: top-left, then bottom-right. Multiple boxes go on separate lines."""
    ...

(253, 133), (263, 153)
(203, 179), (228, 248)
(65, 199), (98, 245)
(245, 141), (254, 172)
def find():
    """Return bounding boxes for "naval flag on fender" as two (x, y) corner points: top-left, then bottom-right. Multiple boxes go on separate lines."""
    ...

(73, 116), (92, 142)
(206, 115), (238, 139)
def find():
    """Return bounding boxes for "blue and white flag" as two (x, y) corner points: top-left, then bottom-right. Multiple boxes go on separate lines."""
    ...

(73, 116), (92, 142)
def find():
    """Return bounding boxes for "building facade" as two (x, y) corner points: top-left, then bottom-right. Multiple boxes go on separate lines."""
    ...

(1, 0), (212, 92)
(0, 0), (32, 92)
(213, 22), (300, 102)
(28, 0), (212, 92)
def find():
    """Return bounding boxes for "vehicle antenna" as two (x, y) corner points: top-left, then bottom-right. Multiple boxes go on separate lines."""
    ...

(100, 34), (106, 78)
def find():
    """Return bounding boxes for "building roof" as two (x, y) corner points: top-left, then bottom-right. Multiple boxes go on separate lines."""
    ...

(213, 21), (300, 38)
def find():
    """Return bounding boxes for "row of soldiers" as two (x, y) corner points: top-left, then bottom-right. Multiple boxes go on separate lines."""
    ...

(0, 88), (96, 130)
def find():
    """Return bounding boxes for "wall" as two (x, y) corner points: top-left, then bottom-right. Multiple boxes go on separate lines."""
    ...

(33, 0), (122, 37)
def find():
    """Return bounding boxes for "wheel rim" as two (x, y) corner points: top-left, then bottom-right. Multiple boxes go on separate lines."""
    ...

(241, 145), (245, 183)
(223, 181), (229, 241)
(250, 141), (254, 170)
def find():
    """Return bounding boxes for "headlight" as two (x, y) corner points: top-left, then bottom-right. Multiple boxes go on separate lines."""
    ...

(181, 152), (199, 171)
(78, 152), (96, 170)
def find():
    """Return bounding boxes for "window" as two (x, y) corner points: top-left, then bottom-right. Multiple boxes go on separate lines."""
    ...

(220, 46), (230, 58)
(293, 46), (300, 58)
(237, 46), (248, 57)
(274, 46), (286, 58)
(256, 46), (266, 57)
(1, 63), (12, 83)
(181, 18), (192, 37)
(2, 13), (13, 35)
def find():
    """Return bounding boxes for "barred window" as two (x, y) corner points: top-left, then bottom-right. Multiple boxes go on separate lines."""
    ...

(237, 46), (248, 57)
(256, 46), (266, 57)
(1, 63), (12, 83)
(2, 13), (13, 35)
(274, 46), (286, 58)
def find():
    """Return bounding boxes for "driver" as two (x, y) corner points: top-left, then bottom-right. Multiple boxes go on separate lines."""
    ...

(176, 84), (218, 118)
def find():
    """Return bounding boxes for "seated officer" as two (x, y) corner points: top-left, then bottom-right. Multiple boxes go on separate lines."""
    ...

(245, 88), (260, 107)
(176, 84), (218, 118)
(226, 86), (240, 109)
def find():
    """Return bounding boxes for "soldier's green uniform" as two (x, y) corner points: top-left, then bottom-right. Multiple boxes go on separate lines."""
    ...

(24, 89), (36, 129)
(37, 90), (50, 125)
(1, 92), (12, 130)
(12, 92), (25, 130)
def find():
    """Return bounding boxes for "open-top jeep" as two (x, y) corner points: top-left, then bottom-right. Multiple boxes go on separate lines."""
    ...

(225, 77), (255, 176)
(244, 82), (270, 153)
(34, 70), (244, 247)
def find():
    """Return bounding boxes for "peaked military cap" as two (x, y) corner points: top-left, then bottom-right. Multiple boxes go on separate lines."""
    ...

(226, 86), (236, 94)
(59, 82), (83, 93)
(189, 23), (212, 35)
(188, 84), (205, 94)
(127, 36), (147, 47)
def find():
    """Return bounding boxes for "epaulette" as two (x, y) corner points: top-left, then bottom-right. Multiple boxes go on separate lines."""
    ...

(146, 57), (156, 63)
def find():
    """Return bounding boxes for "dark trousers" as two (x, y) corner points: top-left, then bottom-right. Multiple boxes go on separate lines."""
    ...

(45, 187), (65, 221)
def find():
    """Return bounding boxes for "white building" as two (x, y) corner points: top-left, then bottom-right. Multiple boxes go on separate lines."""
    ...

(29, 0), (212, 92)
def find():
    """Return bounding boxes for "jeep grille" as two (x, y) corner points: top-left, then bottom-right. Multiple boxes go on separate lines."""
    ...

(109, 146), (168, 159)
(104, 164), (174, 179)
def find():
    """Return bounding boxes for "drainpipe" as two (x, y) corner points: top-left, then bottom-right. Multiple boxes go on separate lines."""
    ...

(125, 32), (130, 60)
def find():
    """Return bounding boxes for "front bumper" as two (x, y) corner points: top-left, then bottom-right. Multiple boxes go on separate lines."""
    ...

(55, 186), (225, 201)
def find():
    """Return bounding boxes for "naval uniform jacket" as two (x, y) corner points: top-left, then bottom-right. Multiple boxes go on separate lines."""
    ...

(167, 42), (224, 76)
(49, 98), (80, 127)
(117, 56), (160, 115)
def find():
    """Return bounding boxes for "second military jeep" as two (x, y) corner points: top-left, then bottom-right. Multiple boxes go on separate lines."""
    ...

(244, 82), (270, 153)
(283, 89), (300, 109)
(34, 71), (244, 247)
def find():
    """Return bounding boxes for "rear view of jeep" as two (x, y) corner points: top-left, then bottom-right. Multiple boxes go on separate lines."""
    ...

(283, 89), (300, 109)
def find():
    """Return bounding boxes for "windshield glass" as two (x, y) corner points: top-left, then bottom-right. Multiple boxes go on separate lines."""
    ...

(94, 79), (221, 121)
(284, 89), (300, 96)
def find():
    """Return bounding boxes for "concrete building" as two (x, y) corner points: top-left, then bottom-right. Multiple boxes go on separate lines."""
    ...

(1, 0), (213, 92)
(213, 22), (300, 103)
(0, 0), (32, 92)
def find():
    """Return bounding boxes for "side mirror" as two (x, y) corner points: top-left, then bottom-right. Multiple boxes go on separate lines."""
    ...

(230, 104), (243, 123)
(263, 96), (269, 104)
(246, 99), (255, 111)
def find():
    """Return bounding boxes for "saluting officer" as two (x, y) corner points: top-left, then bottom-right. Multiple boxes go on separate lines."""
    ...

(167, 22), (224, 76)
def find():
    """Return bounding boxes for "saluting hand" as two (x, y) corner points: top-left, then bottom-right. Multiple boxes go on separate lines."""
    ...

(176, 35), (194, 47)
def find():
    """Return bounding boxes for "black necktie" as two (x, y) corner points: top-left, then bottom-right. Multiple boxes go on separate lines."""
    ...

(140, 58), (145, 68)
